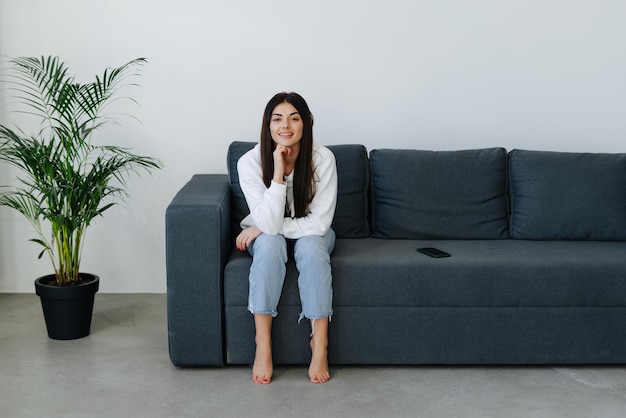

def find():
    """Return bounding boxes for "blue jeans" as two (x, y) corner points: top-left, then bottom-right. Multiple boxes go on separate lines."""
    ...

(247, 229), (335, 320)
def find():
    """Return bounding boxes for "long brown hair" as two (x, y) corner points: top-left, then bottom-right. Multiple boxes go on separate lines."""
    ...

(260, 92), (314, 218)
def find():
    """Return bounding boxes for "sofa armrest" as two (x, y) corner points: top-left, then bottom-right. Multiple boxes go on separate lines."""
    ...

(166, 174), (231, 366)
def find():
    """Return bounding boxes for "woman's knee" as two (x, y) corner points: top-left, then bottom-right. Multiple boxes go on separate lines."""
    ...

(251, 233), (287, 261)
(295, 237), (326, 260)
(294, 231), (335, 264)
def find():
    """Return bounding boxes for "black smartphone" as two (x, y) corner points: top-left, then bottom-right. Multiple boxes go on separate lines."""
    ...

(417, 247), (450, 258)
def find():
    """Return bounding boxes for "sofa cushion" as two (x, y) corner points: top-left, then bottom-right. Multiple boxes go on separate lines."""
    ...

(227, 141), (256, 234)
(509, 150), (626, 240)
(227, 141), (370, 238)
(326, 144), (370, 238)
(224, 238), (626, 308)
(370, 148), (509, 239)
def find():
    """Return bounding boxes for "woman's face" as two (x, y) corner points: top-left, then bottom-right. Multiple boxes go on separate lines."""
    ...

(269, 102), (303, 148)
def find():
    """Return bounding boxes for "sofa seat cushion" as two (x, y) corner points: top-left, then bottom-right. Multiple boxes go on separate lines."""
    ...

(227, 141), (370, 239)
(509, 149), (626, 240)
(370, 148), (509, 239)
(224, 239), (626, 309)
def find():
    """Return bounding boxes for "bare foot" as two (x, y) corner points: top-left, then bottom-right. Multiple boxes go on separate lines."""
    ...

(252, 342), (273, 384)
(309, 339), (330, 383)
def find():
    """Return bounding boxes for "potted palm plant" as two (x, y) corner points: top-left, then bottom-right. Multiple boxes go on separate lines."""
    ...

(0, 56), (162, 339)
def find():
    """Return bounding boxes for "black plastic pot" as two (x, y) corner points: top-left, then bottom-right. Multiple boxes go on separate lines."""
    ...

(34, 273), (100, 340)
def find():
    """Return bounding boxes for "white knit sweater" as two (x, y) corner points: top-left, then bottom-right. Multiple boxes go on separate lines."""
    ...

(238, 142), (338, 239)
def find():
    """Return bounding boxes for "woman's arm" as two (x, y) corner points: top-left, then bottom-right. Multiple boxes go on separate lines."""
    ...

(238, 148), (287, 235)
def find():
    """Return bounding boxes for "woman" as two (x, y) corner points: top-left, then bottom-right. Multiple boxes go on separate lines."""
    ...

(236, 92), (338, 384)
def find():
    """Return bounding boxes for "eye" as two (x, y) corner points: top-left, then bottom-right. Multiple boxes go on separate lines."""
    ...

(272, 118), (281, 123)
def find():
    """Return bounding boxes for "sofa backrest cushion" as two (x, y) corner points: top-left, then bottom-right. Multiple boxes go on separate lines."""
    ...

(508, 149), (626, 240)
(370, 148), (509, 239)
(326, 144), (370, 238)
(227, 141), (370, 239)
(227, 141), (256, 234)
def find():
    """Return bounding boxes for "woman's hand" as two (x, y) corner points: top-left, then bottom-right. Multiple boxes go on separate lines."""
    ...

(272, 145), (293, 184)
(236, 226), (263, 251)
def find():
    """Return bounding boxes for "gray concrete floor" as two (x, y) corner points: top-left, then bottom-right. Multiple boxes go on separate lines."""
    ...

(1, 294), (626, 418)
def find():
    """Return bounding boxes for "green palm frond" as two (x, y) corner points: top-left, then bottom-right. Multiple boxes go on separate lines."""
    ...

(0, 56), (161, 286)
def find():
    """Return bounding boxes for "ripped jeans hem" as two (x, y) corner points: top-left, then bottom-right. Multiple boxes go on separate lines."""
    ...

(299, 312), (333, 337)
(248, 307), (278, 317)
(298, 312), (333, 323)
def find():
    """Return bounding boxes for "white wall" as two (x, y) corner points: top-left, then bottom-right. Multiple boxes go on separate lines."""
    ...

(1, 0), (625, 293)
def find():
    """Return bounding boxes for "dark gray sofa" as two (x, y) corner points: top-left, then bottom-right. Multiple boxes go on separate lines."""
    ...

(166, 141), (626, 367)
